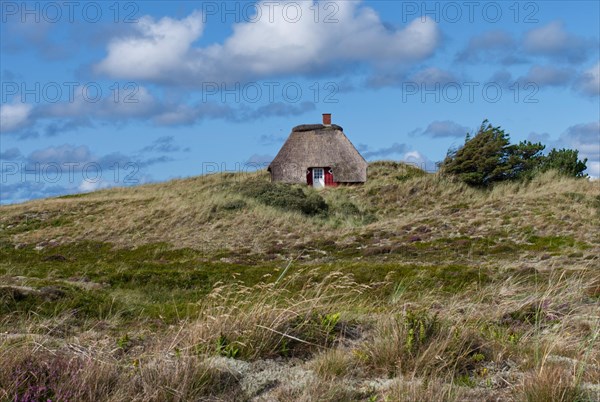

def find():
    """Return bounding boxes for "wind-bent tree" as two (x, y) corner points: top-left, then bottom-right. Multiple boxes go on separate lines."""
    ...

(439, 120), (589, 186)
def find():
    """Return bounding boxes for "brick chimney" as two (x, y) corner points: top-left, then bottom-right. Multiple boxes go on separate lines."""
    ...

(322, 113), (331, 125)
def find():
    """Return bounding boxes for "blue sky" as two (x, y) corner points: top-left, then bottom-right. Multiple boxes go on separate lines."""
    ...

(1, 0), (599, 203)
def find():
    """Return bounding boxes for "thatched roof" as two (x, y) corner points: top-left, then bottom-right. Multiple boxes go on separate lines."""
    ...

(292, 124), (343, 132)
(268, 125), (367, 183)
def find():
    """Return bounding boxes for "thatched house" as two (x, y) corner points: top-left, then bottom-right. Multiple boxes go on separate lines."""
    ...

(268, 114), (367, 188)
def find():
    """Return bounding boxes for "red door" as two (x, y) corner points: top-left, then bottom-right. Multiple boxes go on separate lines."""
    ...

(306, 168), (313, 186)
(324, 167), (337, 187)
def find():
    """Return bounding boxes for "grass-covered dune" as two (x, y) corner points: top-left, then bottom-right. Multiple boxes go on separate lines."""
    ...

(1, 161), (599, 401)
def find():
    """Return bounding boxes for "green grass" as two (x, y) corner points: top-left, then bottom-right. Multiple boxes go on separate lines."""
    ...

(524, 235), (589, 251)
(0, 241), (286, 322)
(0, 162), (598, 400)
(0, 238), (495, 324)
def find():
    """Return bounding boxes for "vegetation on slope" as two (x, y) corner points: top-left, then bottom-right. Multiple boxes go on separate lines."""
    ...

(0, 161), (598, 401)
(440, 120), (589, 186)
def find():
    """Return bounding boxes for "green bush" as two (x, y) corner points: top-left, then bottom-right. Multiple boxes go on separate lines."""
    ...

(337, 201), (361, 216)
(333, 201), (377, 225)
(539, 148), (588, 178)
(241, 181), (328, 216)
(302, 192), (329, 215)
(220, 199), (247, 211)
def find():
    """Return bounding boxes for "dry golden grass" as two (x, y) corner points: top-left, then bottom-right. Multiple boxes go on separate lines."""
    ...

(1, 162), (598, 400)
(1, 265), (597, 400)
(2, 163), (598, 255)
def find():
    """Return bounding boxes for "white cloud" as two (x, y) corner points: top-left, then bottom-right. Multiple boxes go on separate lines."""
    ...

(220, 3), (439, 69)
(457, 22), (596, 67)
(557, 122), (600, 177)
(95, 2), (440, 84)
(0, 87), (165, 136)
(455, 30), (516, 63)
(40, 86), (159, 120)
(524, 22), (567, 51)
(587, 161), (600, 178)
(360, 143), (408, 159)
(366, 66), (457, 92)
(95, 11), (204, 80)
(575, 62), (600, 96)
(560, 122), (600, 161)
(518, 65), (574, 88)
(402, 150), (436, 172)
(409, 67), (457, 85)
(422, 120), (469, 138)
(78, 179), (112, 193)
(28, 144), (92, 165)
(523, 21), (593, 63)
(0, 103), (33, 133)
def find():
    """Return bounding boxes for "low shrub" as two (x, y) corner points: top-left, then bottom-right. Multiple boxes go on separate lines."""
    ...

(220, 199), (247, 211)
(241, 181), (328, 216)
(337, 201), (361, 216)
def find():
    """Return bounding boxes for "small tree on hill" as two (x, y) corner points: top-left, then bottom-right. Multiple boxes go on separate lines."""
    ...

(539, 148), (588, 178)
(440, 120), (545, 186)
(440, 120), (588, 186)
(506, 140), (547, 180)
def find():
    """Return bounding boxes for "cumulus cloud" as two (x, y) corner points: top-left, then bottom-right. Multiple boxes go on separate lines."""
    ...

(22, 144), (174, 173)
(367, 66), (458, 89)
(524, 123), (599, 177)
(575, 62), (600, 96)
(421, 120), (469, 138)
(2, 86), (163, 136)
(523, 21), (595, 63)
(4, 2), (443, 135)
(0, 181), (69, 205)
(28, 144), (93, 165)
(94, 2), (440, 85)
(95, 11), (204, 80)
(409, 67), (458, 86)
(357, 143), (436, 170)
(152, 103), (234, 126)
(2, 17), (66, 61)
(553, 122), (600, 177)
(455, 30), (517, 63)
(0, 85), (174, 136)
(518, 65), (574, 88)
(0, 103), (33, 133)
(587, 161), (600, 178)
(401, 150), (436, 172)
(0, 147), (22, 160)
(3, 88), (318, 136)
(456, 22), (596, 67)
(358, 142), (409, 159)
(39, 86), (160, 121)
(488, 70), (514, 88)
(241, 102), (315, 120)
(151, 101), (314, 127)
(44, 118), (94, 137)
(0, 143), (172, 203)
(559, 122), (600, 160)
(78, 179), (113, 193)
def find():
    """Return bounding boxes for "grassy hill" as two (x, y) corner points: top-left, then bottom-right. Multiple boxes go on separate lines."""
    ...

(1, 162), (599, 401)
